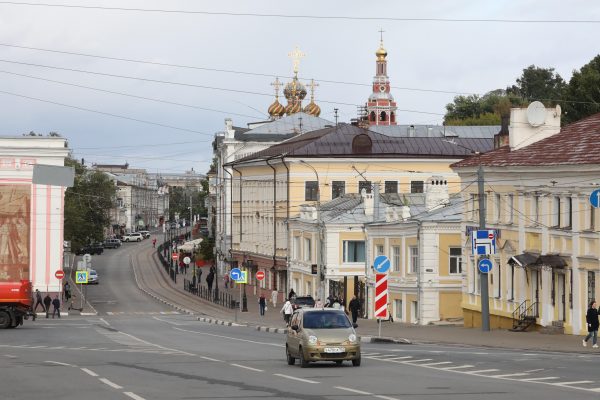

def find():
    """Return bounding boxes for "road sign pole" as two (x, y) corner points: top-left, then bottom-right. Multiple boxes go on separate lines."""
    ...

(478, 165), (490, 332)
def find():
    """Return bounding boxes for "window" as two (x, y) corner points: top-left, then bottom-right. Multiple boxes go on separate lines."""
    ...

(303, 237), (312, 262)
(553, 196), (561, 227)
(385, 181), (398, 193)
(380, 111), (387, 121)
(449, 247), (462, 274)
(392, 246), (401, 272)
(588, 271), (596, 306)
(305, 181), (318, 201)
(293, 236), (301, 260)
(376, 245), (384, 257)
(408, 246), (418, 273)
(509, 263), (515, 300)
(495, 259), (502, 298)
(533, 195), (540, 223)
(369, 111), (376, 122)
(394, 299), (403, 320)
(410, 181), (424, 193)
(495, 194), (501, 222)
(343, 241), (365, 263)
(331, 181), (345, 199)
(566, 197), (572, 229)
(507, 194), (514, 224)
(358, 181), (372, 194)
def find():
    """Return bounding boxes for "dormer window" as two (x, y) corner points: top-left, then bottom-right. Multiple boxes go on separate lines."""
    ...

(352, 134), (372, 154)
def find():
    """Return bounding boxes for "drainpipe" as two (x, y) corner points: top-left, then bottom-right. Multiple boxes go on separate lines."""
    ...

(281, 155), (290, 296)
(416, 220), (422, 324)
(266, 156), (278, 291)
(223, 167), (234, 273)
(231, 166), (243, 246)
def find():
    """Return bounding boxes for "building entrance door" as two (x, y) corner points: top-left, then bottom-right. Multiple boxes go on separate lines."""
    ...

(557, 273), (565, 321)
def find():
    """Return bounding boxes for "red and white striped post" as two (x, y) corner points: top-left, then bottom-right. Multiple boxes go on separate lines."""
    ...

(375, 273), (388, 337)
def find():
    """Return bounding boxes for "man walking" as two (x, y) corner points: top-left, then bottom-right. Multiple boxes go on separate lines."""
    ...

(259, 292), (266, 316)
(349, 295), (361, 325)
(583, 300), (599, 348)
(64, 282), (71, 303)
(33, 289), (45, 313)
(43, 293), (52, 318)
(51, 295), (61, 319)
(206, 270), (214, 292)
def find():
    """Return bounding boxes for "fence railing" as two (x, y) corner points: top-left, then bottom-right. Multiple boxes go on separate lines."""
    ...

(183, 278), (237, 309)
(157, 242), (177, 283)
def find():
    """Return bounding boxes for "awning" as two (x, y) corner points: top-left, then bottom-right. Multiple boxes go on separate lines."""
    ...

(179, 238), (203, 252)
(536, 255), (567, 269)
(508, 252), (539, 268)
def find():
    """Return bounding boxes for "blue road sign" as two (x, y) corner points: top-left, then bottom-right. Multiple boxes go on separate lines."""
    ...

(75, 270), (88, 284)
(590, 189), (600, 208)
(230, 268), (242, 282)
(373, 255), (391, 273)
(478, 258), (493, 274)
(472, 230), (496, 255)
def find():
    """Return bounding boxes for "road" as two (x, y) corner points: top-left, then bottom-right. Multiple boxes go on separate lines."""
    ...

(1, 238), (598, 400)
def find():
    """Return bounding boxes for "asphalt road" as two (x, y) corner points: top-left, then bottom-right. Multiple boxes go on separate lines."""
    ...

(1, 238), (599, 400)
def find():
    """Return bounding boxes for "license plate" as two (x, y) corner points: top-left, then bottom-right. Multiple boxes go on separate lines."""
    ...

(324, 347), (345, 353)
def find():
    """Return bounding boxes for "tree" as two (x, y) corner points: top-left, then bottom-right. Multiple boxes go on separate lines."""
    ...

(444, 89), (523, 125)
(197, 236), (215, 262)
(562, 55), (600, 124)
(507, 65), (566, 104)
(168, 186), (207, 222)
(64, 158), (116, 251)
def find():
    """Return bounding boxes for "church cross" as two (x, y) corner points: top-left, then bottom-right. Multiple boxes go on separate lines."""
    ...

(288, 46), (305, 75)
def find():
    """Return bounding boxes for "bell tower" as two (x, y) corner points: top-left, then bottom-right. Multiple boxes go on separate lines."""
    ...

(366, 30), (397, 126)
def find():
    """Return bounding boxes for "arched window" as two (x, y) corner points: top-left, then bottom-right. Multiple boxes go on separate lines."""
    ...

(390, 112), (395, 123)
(352, 134), (372, 154)
(369, 111), (376, 122)
(380, 111), (387, 121)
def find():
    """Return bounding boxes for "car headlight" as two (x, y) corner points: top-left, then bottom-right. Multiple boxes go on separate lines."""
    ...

(348, 334), (357, 343)
(308, 335), (318, 345)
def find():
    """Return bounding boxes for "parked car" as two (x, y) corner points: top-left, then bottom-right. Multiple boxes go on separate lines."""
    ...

(285, 308), (361, 367)
(292, 295), (316, 310)
(87, 269), (99, 284)
(122, 232), (143, 242)
(138, 230), (150, 239)
(103, 238), (121, 249)
(75, 244), (104, 255)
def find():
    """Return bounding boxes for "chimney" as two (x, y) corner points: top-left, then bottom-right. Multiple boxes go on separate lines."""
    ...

(494, 114), (510, 149)
(408, 125), (415, 137)
(509, 103), (561, 151)
(362, 188), (374, 216)
(425, 176), (449, 211)
(427, 127), (433, 137)
(400, 206), (411, 220)
(225, 118), (235, 139)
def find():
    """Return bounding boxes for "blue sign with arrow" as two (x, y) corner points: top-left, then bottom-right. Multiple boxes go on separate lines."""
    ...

(373, 255), (391, 273)
(478, 258), (493, 274)
(590, 189), (600, 208)
(230, 268), (242, 282)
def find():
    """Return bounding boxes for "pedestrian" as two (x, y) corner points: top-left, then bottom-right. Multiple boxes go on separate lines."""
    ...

(51, 295), (61, 319)
(315, 298), (323, 308)
(288, 288), (296, 300)
(325, 294), (334, 307)
(197, 268), (203, 287)
(224, 274), (230, 289)
(583, 300), (599, 348)
(331, 297), (341, 309)
(34, 289), (45, 312)
(349, 295), (361, 325)
(271, 289), (278, 308)
(206, 270), (214, 292)
(281, 298), (293, 325)
(43, 294), (52, 318)
(64, 282), (71, 302)
(192, 274), (197, 292)
(259, 292), (266, 316)
(152, 238), (156, 248)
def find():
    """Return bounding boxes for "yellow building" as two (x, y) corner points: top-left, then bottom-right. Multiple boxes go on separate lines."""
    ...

(452, 106), (600, 335)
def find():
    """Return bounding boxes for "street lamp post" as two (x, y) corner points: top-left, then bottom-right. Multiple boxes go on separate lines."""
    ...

(242, 258), (248, 312)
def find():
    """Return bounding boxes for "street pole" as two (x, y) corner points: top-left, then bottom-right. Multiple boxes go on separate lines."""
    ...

(478, 165), (490, 332)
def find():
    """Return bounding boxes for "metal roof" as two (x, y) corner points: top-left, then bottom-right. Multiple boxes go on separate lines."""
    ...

(369, 125), (500, 139)
(242, 113), (333, 135)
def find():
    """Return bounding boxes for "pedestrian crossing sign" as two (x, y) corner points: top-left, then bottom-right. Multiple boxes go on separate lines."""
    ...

(76, 270), (88, 284)
(239, 271), (248, 284)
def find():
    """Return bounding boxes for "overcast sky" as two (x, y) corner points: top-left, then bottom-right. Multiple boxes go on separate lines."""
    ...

(0, 1), (598, 174)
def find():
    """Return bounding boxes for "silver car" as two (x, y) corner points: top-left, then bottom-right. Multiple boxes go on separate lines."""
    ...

(285, 308), (361, 367)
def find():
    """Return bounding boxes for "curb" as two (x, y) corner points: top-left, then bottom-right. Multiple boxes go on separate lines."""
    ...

(256, 325), (287, 334)
(361, 336), (412, 344)
(197, 317), (244, 327)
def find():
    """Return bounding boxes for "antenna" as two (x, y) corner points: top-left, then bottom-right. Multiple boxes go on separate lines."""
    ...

(526, 101), (546, 127)
(334, 108), (339, 126)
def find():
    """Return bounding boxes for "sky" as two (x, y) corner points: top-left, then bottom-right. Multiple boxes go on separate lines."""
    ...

(0, 0), (599, 174)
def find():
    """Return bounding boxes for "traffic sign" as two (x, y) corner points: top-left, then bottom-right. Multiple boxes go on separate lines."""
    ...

(239, 271), (248, 284)
(230, 268), (242, 281)
(472, 230), (496, 255)
(172, 253), (179, 260)
(256, 270), (265, 281)
(75, 270), (88, 284)
(373, 255), (391, 273)
(478, 258), (493, 274)
(82, 253), (92, 263)
(183, 256), (191, 265)
(590, 189), (600, 208)
(55, 270), (65, 279)
(374, 273), (388, 319)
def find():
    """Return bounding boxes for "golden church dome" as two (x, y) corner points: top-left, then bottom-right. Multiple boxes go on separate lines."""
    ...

(283, 77), (307, 102)
(303, 101), (321, 117)
(285, 102), (302, 115)
(376, 42), (387, 61)
(268, 99), (285, 118)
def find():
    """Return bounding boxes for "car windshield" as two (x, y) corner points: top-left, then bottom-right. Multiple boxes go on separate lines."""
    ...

(302, 311), (351, 329)
(90, 270), (97, 276)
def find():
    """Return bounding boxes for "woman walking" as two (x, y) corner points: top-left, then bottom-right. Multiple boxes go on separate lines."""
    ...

(583, 300), (599, 348)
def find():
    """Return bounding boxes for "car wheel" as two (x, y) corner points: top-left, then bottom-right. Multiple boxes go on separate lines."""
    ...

(0, 311), (11, 329)
(137, 238), (141, 242)
(335, 360), (343, 365)
(286, 346), (295, 365)
(299, 347), (309, 368)
(352, 356), (361, 367)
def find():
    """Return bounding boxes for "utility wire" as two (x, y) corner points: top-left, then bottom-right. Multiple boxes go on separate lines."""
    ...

(0, 2), (597, 24)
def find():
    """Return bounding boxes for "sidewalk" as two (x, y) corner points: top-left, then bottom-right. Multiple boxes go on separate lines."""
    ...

(162, 258), (595, 354)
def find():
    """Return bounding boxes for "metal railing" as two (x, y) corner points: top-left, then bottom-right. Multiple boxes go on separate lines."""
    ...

(157, 242), (177, 283)
(512, 299), (539, 329)
(183, 278), (237, 309)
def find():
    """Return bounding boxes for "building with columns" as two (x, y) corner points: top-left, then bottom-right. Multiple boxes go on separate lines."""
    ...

(452, 106), (600, 335)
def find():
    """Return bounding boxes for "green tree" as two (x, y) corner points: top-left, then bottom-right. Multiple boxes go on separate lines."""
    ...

(507, 65), (566, 104)
(562, 55), (600, 124)
(444, 89), (522, 125)
(197, 236), (215, 261)
(168, 186), (207, 222)
(64, 158), (116, 251)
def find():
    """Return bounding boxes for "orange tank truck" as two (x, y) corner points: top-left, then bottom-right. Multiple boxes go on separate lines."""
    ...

(0, 279), (36, 328)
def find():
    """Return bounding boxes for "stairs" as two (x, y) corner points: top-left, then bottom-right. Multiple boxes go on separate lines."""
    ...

(510, 300), (538, 332)
(540, 320), (565, 335)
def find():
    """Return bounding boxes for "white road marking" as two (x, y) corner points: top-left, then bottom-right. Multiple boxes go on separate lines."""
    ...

(334, 386), (372, 395)
(362, 352), (381, 356)
(522, 353), (538, 356)
(441, 365), (474, 370)
(589, 388), (600, 392)
(152, 316), (184, 326)
(466, 369), (499, 374)
(492, 373), (530, 378)
(117, 330), (195, 356)
(273, 373), (319, 384)
(174, 327), (284, 348)
(28, 346), (48, 348)
(375, 395), (400, 400)
(200, 356), (223, 362)
(44, 361), (74, 367)
(524, 368), (545, 373)
(99, 378), (123, 389)
(419, 361), (453, 367)
(124, 392), (146, 400)
(106, 312), (113, 315)
(553, 380), (593, 386)
(384, 356), (413, 360)
(404, 358), (433, 363)
(99, 318), (110, 326)
(521, 377), (559, 382)
(3, 355), (17, 358)
(230, 363), (263, 372)
(81, 368), (98, 377)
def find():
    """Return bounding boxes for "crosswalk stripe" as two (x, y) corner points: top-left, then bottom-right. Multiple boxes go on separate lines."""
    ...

(466, 369), (499, 374)
(520, 377), (559, 382)
(552, 380), (593, 386)
(419, 361), (453, 367)
(491, 373), (530, 378)
(589, 388), (600, 392)
(404, 358), (433, 363)
(442, 365), (474, 370)
(384, 356), (413, 360)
